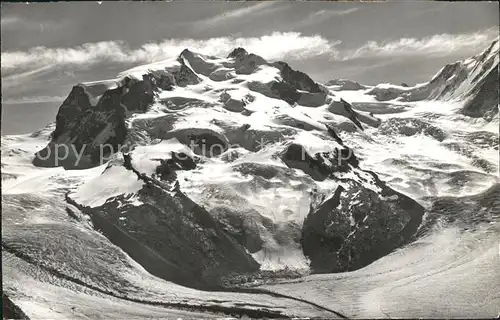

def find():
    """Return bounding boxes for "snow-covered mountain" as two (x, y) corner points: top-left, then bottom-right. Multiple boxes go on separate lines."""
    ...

(2, 39), (499, 319)
(364, 38), (499, 120)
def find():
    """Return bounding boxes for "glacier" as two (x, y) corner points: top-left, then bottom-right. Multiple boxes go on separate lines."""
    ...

(2, 39), (499, 319)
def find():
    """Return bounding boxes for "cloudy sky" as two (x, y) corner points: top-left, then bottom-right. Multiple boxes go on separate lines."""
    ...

(1, 1), (499, 134)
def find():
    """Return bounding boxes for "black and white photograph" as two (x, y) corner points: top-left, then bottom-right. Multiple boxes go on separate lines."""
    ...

(1, 1), (499, 319)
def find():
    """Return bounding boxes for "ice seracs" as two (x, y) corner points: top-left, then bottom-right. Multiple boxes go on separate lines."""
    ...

(2, 40), (499, 319)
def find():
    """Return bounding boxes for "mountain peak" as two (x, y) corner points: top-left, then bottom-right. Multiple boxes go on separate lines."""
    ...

(179, 48), (195, 60)
(228, 47), (248, 59)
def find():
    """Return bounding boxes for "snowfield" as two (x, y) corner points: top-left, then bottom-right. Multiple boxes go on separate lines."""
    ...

(2, 40), (499, 318)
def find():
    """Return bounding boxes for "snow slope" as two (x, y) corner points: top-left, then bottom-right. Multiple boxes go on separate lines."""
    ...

(2, 40), (499, 318)
(352, 37), (500, 122)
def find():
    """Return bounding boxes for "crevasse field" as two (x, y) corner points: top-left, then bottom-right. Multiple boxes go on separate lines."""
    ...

(2, 39), (499, 319)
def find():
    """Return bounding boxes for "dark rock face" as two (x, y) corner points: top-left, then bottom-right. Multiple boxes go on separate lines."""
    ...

(210, 206), (273, 254)
(32, 73), (177, 169)
(378, 118), (446, 141)
(339, 99), (365, 130)
(460, 63), (499, 120)
(173, 60), (202, 87)
(220, 90), (248, 112)
(280, 144), (332, 181)
(426, 61), (470, 100)
(227, 47), (267, 75)
(365, 86), (406, 102)
(326, 124), (344, 145)
(327, 98), (365, 130)
(272, 61), (322, 93)
(68, 161), (259, 289)
(270, 81), (302, 105)
(122, 75), (156, 112)
(33, 76), (161, 169)
(188, 133), (228, 157)
(155, 152), (197, 181)
(430, 183), (500, 227)
(228, 47), (248, 59)
(227, 49), (323, 105)
(156, 73), (175, 91)
(280, 143), (359, 181)
(51, 86), (92, 141)
(3, 293), (30, 320)
(301, 172), (425, 273)
(266, 61), (325, 105)
(277, 130), (424, 273)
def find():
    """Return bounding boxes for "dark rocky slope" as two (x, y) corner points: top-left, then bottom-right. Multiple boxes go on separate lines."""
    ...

(33, 53), (204, 169)
(66, 153), (259, 289)
(431, 183), (500, 227)
(279, 132), (424, 273)
(301, 175), (424, 273)
(3, 294), (30, 320)
(35, 47), (426, 284)
(460, 61), (499, 120)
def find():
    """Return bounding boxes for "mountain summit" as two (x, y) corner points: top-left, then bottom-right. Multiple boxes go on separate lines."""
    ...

(363, 37), (499, 121)
(2, 40), (498, 319)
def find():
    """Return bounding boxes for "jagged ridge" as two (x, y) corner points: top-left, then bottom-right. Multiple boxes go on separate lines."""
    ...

(364, 38), (499, 120)
(30, 47), (427, 287)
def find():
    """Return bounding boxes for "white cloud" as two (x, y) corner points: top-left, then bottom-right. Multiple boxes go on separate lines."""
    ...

(2, 95), (65, 105)
(293, 8), (360, 29)
(1, 65), (56, 89)
(340, 28), (499, 60)
(1, 32), (341, 72)
(1, 15), (62, 31)
(192, 2), (277, 29)
(1, 16), (21, 26)
(315, 8), (360, 17)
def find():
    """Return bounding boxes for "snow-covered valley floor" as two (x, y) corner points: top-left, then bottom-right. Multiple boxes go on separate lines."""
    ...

(2, 43), (499, 318)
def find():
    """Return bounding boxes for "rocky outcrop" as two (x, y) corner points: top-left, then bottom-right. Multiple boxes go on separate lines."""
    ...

(378, 118), (446, 141)
(270, 81), (302, 105)
(51, 86), (92, 141)
(3, 294), (30, 320)
(365, 85), (411, 102)
(32, 45), (431, 282)
(460, 63), (499, 120)
(173, 58), (202, 86)
(154, 151), (197, 181)
(272, 61), (322, 93)
(228, 47), (248, 60)
(210, 206), (273, 254)
(227, 47), (267, 75)
(365, 38), (499, 107)
(269, 61), (327, 106)
(274, 122), (424, 273)
(227, 48), (325, 106)
(220, 90), (253, 113)
(33, 76), (159, 169)
(301, 171), (425, 273)
(68, 157), (259, 289)
(430, 183), (500, 227)
(327, 98), (365, 130)
(326, 79), (366, 91)
(280, 142), (359, 181)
